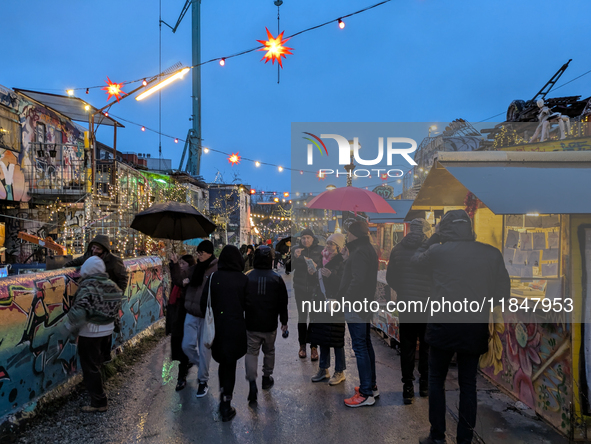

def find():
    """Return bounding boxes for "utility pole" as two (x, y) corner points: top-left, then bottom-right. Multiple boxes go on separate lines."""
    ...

(186, 0), (202, 176)
(162, 0), (202, 176)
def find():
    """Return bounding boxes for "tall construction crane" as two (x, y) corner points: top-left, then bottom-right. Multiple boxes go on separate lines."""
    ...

(161, 0), (203, 176)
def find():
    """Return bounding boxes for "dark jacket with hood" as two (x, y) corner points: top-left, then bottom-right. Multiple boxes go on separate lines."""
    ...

(386, 218), (432, 322)
(184, 257), (218, 318)
(338, 235), (378, 318)
(167, 261), (191, 337)
(200, 246), (248, 363)
(245, 249), (288, 332)
(292, 238), (324, 294)
(64, 235), (128, 292)
(411, 209), (510, 355)
(308, 252), (346, 348)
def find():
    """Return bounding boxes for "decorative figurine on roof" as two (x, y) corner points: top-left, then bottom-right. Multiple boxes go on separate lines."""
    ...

(529, 98), (571, 143)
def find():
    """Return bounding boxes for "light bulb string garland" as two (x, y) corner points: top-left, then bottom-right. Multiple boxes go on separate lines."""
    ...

(57, 0), (392, 94)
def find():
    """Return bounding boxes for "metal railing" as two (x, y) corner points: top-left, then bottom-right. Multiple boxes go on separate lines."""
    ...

(26, 142), (87, 198)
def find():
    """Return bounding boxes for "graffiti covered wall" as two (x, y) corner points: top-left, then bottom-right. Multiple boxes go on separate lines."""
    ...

(0, 256), (167, 420)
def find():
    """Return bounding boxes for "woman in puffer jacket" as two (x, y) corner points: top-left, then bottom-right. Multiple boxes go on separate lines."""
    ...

(308, 233), (347, 386)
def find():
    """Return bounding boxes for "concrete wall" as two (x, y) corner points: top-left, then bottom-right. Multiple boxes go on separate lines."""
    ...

(0, 256), (168, 420)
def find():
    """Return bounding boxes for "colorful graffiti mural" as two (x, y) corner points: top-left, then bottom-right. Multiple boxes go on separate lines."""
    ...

(0, 149), (28, 202)
(0, 256), (167, 420)
(480, 310), (572, 432)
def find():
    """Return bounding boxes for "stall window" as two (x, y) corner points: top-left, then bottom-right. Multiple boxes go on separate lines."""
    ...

(0, 106), (21, 152)
(503, 214), (560, 279)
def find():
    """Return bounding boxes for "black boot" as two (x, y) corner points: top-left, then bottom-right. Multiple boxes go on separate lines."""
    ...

(262, 375), (274, 390)
(219, 397), (236, 422)
(419, 379), (428, 397)
(248, 380), (258, 403)
(403, 383), (414, 405)
(176, 363), (190, 391)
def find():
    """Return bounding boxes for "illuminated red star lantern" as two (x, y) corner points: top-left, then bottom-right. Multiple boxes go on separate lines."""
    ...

(228, 152), (241, 165)
(102, 77), (125, 102)
(257, 28), (293, 68)
(317, 171), (326, 180)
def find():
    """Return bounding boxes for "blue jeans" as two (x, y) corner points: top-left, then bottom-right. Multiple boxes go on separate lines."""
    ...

(319, 346), (346, 372)
(182, 314), (212, 383)
(346, 321), (376, 396)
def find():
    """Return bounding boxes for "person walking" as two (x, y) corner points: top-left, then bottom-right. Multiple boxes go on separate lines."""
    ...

(200, 245), (249, 422)
(64, 234), (128, 293)
(244, 246), (288, 402)
(243, 245), (255, 273)
(411, 210), (510, 444)
(309, 233), (347, 385)
(60, 256), (123, 413)
(168, 254), (196, 391)
(339, 221), (379, 408)
(182, 240), (218, 398)
(291, 229), (323, 360)
(386, 218), (432, 405)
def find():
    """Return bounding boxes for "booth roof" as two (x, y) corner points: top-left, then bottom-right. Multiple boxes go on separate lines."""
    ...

(411, 151), (591, 216)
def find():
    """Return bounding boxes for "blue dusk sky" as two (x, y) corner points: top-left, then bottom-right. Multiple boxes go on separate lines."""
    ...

(2, 0), (590, 195)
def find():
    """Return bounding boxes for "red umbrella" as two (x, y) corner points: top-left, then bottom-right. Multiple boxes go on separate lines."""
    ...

(306, 186), (396, 214)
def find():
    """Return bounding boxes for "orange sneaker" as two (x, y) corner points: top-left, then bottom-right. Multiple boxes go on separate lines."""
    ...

(344, 392), (375, 408)
(354, 385), (380, 398)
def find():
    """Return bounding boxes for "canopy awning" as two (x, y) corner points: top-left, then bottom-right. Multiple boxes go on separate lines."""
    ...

(14, 89), (124, 128)
(412, 151), (591, 215)
(367, 200), (413, 223)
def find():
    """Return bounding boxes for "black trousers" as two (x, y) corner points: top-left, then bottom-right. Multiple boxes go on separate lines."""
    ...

(429, 346), (480, 444)
(293, 289), (317, 348)
(78, 335), (111, 408)
(171, 335), (191, 380)
(218, 359), (238, 401)
(399, 322), (429, 384)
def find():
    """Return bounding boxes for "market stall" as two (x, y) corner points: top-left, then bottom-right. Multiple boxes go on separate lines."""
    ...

(408, 150), (591, 440)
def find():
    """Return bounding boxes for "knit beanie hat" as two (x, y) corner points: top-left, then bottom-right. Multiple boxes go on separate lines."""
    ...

(197, 240), (214, 254)
(327, 233), (346, 251)
(80, 256), (106, 278)
(348, 220), (369, 238)
(410, 218), (432, 236)
(301, 228), (315, 238)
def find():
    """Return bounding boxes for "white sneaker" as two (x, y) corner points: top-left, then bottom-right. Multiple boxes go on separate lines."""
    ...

(328, 371), (346, 386)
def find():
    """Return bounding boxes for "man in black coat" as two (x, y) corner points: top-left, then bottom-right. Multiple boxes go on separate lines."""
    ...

(244, 246), (288, 402)
(291, 229), (323, 360)
(387, 218), (432, 405)
(339, 221), (379, 408)
(64, 234), (128, 293)
(411, 210), (510, 444)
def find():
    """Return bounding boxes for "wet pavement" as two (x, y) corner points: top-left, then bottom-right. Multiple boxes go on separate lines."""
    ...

(16, 271), (568, 444)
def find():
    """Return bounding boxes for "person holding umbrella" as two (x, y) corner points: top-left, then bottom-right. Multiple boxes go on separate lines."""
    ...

(168, 253), (196, 391)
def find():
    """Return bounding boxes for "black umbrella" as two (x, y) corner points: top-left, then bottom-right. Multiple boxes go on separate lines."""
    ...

(275, 236), (291, 252)
(130, 202), (216, 240)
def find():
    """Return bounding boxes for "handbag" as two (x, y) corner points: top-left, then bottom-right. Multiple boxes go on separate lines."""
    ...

(203, 273), (216, 349)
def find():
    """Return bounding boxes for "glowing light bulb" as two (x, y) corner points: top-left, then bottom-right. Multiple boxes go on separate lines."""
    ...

(278, 166), (284, 172)
(255, 161), (261, 167)
(67, 89), (74, 96)
(338, 19), (345, 29)
(203, 147), (209, 153)
(174, 138), (179, 143)
(141, 126), (146, 132)
(142, 79), (148, 86)
(84, 105), (90, 111)
(103, 112), (108, 117)
(220, 58), (226, 66)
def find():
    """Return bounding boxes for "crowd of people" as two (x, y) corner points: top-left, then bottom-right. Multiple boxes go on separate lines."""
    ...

(59, 208), (510, 444)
